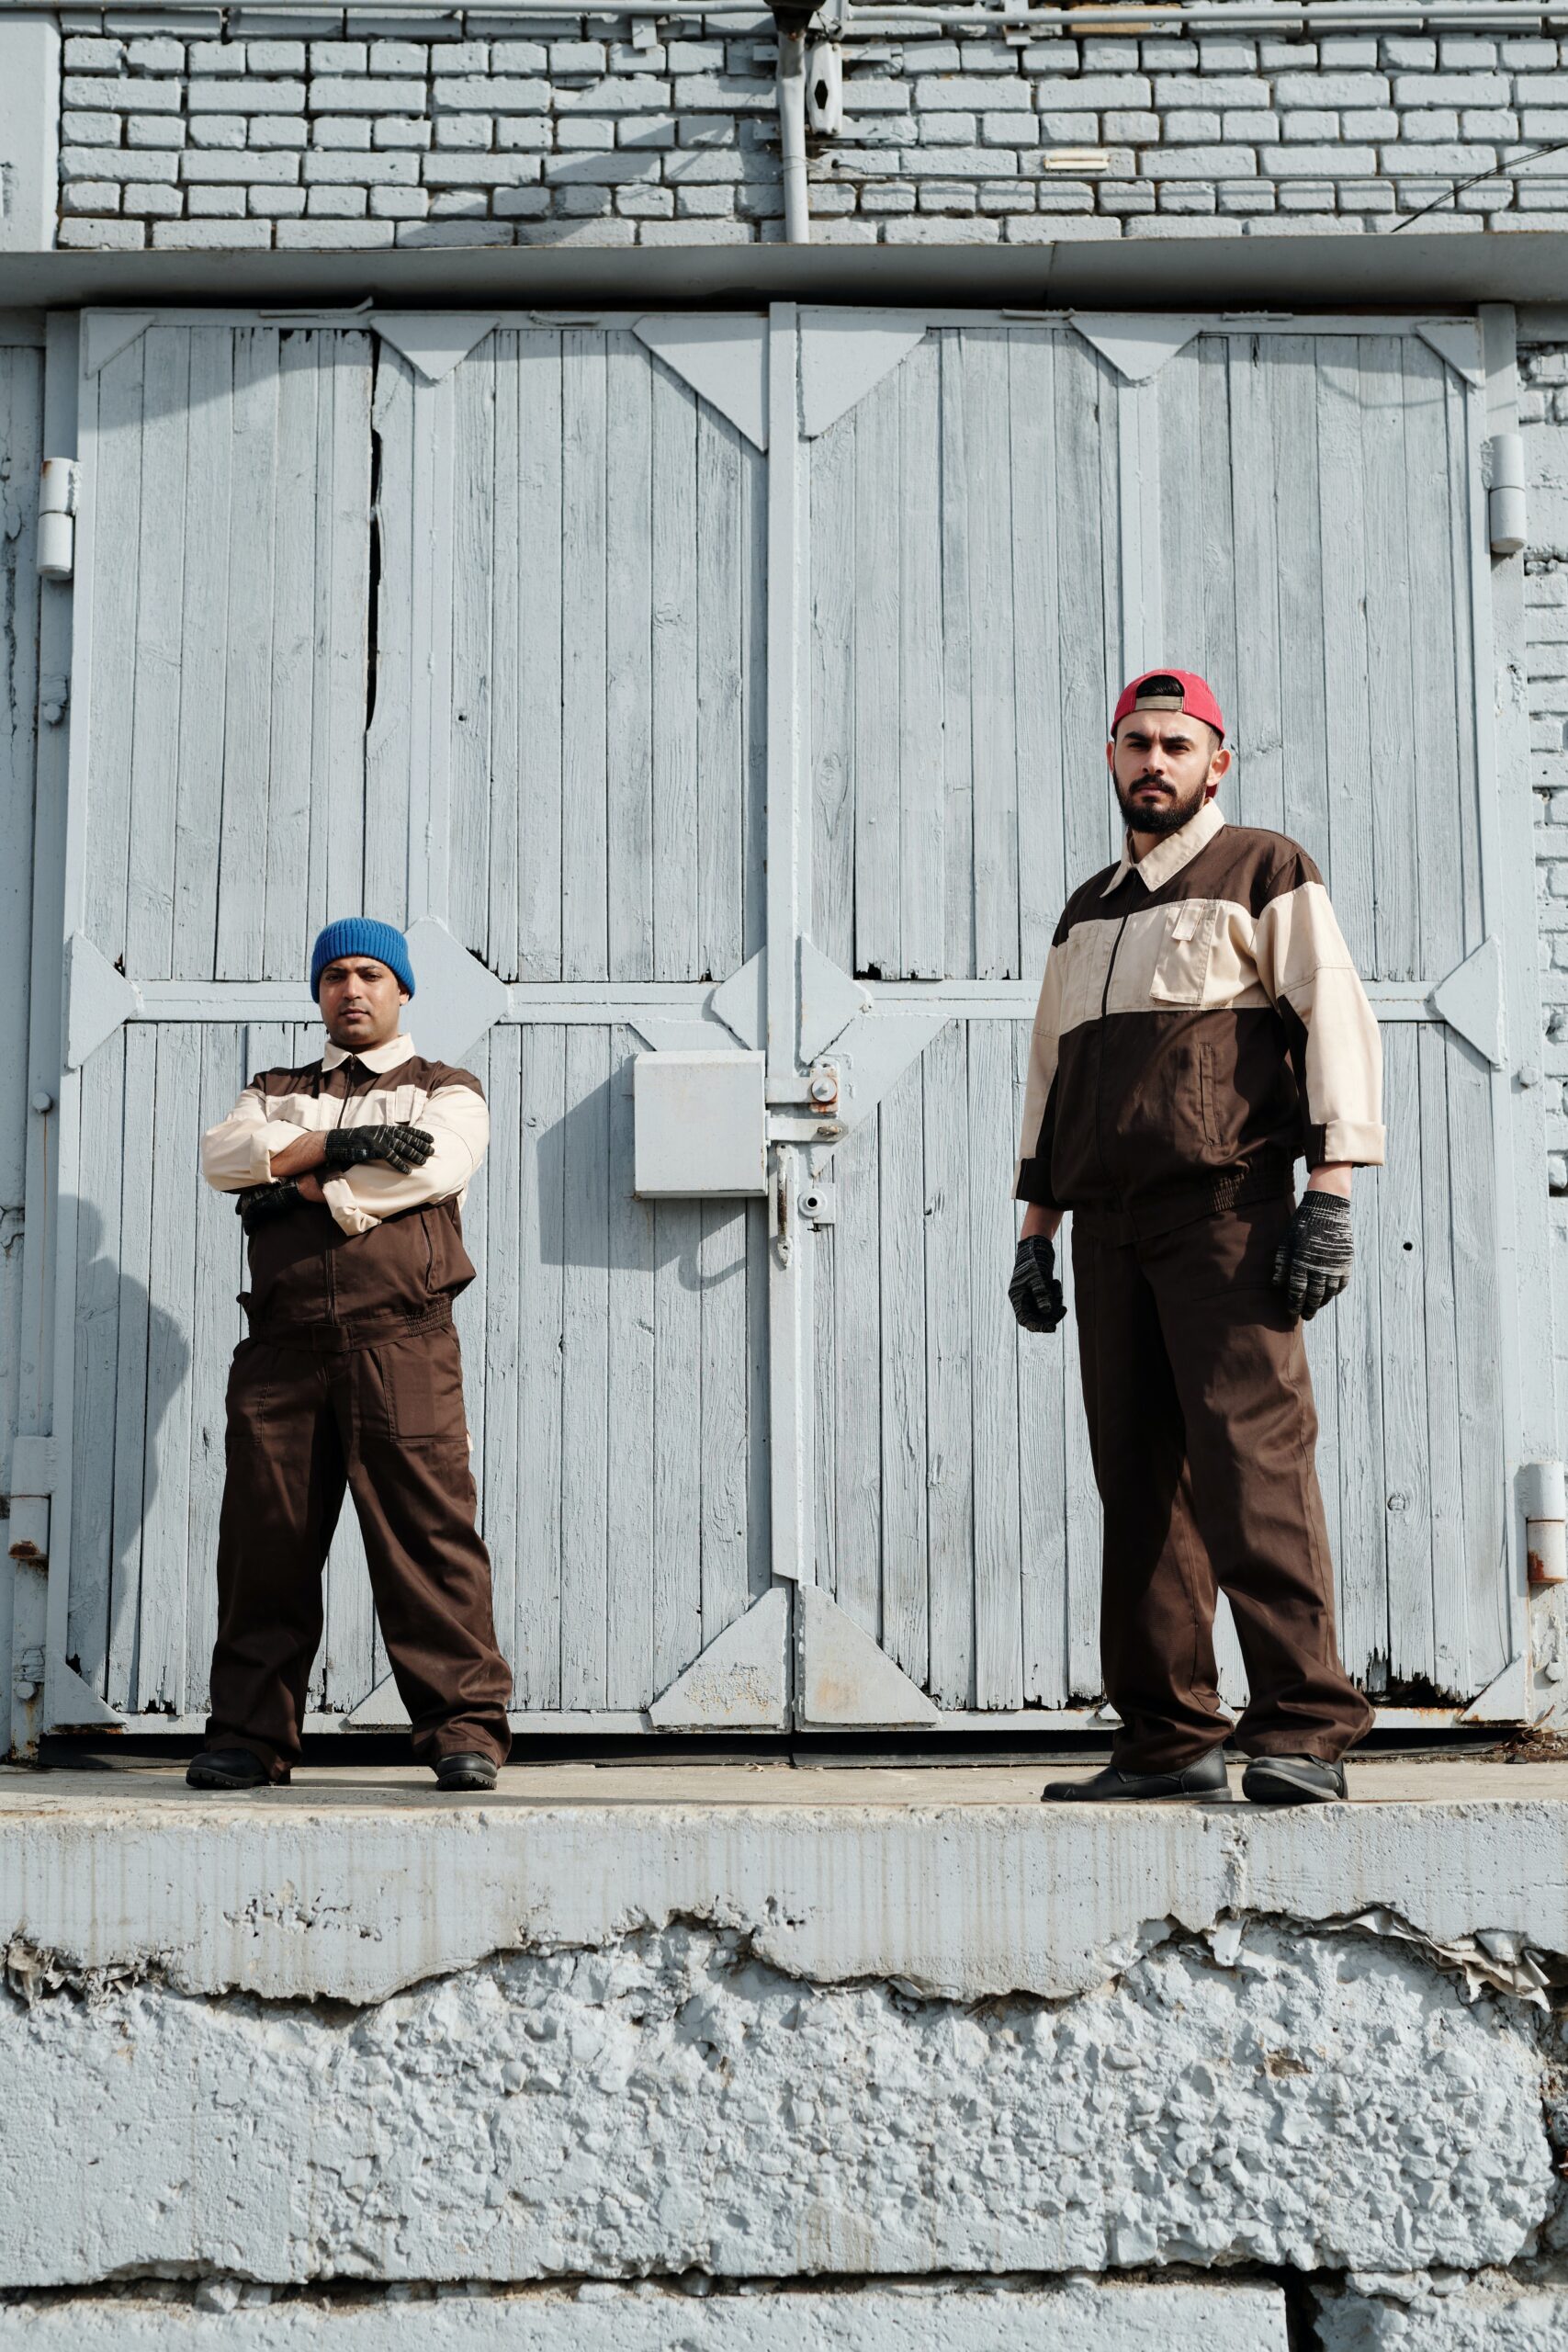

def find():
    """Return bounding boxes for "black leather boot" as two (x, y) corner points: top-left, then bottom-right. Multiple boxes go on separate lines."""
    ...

(1041, 1748), (1229, 1803)
(434, 1752), (499, 1792)
(186, 1747), (279, 1790)
(1242, 1754), (1346, 1805)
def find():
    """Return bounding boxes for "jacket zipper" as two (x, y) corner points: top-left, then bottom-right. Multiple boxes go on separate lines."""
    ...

(324, 1061), (370, 1321)
(1094, 913), (1131, 1195)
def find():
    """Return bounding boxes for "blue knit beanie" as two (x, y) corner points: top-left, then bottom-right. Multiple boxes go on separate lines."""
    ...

(310, 918), (415, 1001)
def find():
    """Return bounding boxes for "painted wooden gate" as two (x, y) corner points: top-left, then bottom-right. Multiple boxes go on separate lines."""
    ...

(37, 304), (1551, 1738)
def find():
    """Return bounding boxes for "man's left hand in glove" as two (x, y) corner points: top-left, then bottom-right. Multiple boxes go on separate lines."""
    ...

(1272, 1192), (1353, 1321)
(322, 1123), (434, 1175)
(1010, 1235), (1067, 1334)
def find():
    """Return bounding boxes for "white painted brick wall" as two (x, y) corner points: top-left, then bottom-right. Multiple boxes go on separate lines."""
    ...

(48, 9), (1568, 247)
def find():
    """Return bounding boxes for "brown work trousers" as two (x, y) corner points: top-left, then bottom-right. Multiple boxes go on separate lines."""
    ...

(206, 1305), (513, 1778)
(1071, 1194), (1372, 1771)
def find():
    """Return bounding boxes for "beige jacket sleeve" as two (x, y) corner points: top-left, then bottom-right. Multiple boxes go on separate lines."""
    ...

(1011, 942), (1066, 1204)
(320, 1080), (491, 1238)
(201, 1088), (311, 1193)
(1252, 876), (1385, 1168)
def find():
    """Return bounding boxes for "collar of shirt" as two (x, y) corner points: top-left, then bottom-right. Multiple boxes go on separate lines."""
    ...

(320, 1034), (418, 1074)
(1100, 797), (1225, 899)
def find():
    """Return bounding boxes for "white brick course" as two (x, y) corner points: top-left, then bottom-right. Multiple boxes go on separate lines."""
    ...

(53, 7), (1568, 246)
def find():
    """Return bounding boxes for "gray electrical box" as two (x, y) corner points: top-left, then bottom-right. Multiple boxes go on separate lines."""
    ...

(633, 1050), (768, 1198)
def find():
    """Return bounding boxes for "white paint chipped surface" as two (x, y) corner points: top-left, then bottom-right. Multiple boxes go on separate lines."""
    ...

(0, 1921), (1551, 2288)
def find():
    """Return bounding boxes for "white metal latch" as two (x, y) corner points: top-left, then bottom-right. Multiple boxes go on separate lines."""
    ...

(799, 1180), (838, 1228)
(37, 458), (81, 582)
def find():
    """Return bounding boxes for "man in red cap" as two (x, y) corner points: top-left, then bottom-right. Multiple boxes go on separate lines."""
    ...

(1010, 670), (1382, 1805)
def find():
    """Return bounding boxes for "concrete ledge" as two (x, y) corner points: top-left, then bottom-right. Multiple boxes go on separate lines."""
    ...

(0, 1766), (1563, 2291)
(2, 1762), (1565, 2004)
(0, 2281), (1292, 2350)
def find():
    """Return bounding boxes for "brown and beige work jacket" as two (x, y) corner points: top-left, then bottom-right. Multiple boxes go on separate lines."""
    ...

(1012, 800), (1384, 1241)
(202, 1034), (489, 1333)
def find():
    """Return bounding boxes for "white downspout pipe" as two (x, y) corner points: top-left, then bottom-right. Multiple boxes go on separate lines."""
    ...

(774, 8), (812, 246)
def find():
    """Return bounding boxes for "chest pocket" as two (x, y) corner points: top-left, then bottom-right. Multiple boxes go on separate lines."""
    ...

(1147, 898), (1219, 1008)
(1059, 921), (1120, 1034)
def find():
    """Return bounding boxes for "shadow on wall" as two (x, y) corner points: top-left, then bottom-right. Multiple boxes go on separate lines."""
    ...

(70, 1197), (195, 1698)
(530, 1052), (753, 1291)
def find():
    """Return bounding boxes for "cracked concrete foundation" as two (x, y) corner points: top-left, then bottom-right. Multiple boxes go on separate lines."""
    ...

(0, 1919), (1554, 2286)
(1, 1765), (1565, 2345)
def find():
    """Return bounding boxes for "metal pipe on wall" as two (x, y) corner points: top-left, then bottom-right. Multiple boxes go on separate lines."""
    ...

(774, 9), (813, 245)
(837, 3), (1568, 29)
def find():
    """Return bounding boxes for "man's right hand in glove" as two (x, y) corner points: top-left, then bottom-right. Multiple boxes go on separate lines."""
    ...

(235, 1181), (302, 1236)
(321, 1123), (434, 1176)
(1009, 1234), (1066, 1334)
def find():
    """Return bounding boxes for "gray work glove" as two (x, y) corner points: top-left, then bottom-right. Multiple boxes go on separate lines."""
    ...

(1010, 1235), (1066, 1335)
(1272, 1192), (1353, 1320)
(322, 1123), (434, 1176)
(234, 1181), (301, 1236)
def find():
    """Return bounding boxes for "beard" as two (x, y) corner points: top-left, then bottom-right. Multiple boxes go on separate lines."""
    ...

(1113, 775), (1208, 838)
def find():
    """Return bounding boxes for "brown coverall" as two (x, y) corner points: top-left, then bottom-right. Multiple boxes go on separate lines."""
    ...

(201, 1035), (512, 1778)
(1014, 800), (1382, 1769)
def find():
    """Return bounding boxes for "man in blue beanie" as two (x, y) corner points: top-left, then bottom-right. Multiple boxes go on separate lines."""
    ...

(188, 918), (513, 1792)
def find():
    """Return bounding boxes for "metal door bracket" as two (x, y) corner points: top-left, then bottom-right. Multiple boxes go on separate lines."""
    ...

(401, 916), (509, 1066)
(344, 1672), (411, 1728)
(710, 949), (767, 1053)
(1459, 1653), (1534, 1724)
(634, 315), (770, 451)
(82, 312), (153, 377)
(373, 314), (499, 385)
(64, 932), (139, 1069)
(798, 935), (869, 1062)
(648, 1589), (790, 1728)
(1427, 934), (1506, 1068)
(798, 311), (926, 439)
(796, 1587), (941, 1727)
(1416, 318), (1484, 387)
(1071, 313), (1201, 381)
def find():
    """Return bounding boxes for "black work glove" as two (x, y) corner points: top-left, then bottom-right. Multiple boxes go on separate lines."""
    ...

(1272, 1192), (1354, 1321)
(234, 1181), (301, 1236)
(1009, 1234), (1066, 1335)
(322, 1123), (434, 1176)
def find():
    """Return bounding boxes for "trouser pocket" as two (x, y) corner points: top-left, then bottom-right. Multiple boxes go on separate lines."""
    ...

(370, 1325), (468, 1442)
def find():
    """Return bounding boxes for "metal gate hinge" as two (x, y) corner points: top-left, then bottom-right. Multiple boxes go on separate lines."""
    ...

(1486, 433), (1526, 557)
(38, 458), (81, 582)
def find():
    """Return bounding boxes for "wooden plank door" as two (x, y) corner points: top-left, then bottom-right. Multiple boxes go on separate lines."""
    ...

(1153, 324), (1525, 1708)
(47, 311), (777, 1736)
(381, 324), (773, 1725)
(49, 319), (375, 1732)
(805, 322), (1123, 1714)
(800, 311), (1537, 1724)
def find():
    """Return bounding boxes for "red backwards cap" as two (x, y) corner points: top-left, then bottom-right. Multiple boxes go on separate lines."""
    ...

(1111, 668), (1226, 741)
